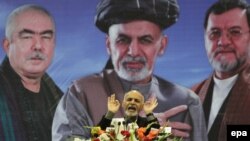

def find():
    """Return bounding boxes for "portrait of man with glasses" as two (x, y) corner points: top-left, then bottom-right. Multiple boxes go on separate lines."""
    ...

(192, 0), (250, 141)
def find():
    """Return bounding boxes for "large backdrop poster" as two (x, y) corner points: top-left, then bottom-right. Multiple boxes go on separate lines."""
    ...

(1, 0), (243, 92)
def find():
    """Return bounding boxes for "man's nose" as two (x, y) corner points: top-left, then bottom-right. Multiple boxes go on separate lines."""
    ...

(131, 99), (138, 104)
(127, 41), (140, 56)
(217, 32), (231, 47)
(33, 36), (42, 50)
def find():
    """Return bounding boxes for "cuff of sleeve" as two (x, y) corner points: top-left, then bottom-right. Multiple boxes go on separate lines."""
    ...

(105, 111), (115, 120)
(146, 113), (157, 121)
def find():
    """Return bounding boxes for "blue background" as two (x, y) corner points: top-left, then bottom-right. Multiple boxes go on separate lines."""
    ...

(1, 0), (246, 92)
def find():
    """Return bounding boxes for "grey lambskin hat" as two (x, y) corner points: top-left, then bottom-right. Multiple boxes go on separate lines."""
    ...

(95, 0), (180, 33)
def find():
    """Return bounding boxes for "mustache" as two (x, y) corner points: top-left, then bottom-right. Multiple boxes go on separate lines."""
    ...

(127, 104), (137, 110)
(122, 56), (146, 63)
(214, 46), (236, 56)
(27, 52), (46, 60)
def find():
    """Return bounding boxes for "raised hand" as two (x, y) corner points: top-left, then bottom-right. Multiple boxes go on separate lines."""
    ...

(107, 94), (120, 113)
(143, 97), (158, 115)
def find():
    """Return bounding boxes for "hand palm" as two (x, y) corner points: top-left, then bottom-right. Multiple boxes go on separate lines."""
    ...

(108, 94), (120, 113)
(143, 98), (158, 114)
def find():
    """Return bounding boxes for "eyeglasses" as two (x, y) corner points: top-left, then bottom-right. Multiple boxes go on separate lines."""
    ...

(207, 27), (250, 41)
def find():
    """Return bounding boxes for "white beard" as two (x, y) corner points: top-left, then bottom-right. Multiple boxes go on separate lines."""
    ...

(112, 56), (152, 81)
(115, 64), (151, 81)
(209, 54), (246, 72)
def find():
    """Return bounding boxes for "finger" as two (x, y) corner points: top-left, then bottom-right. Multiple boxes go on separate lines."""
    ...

(153, 99), (157, 105)
(111, 94), (115, 99)
(171, 128), (190, 138)
(145, 101), (150, 105)
(168, 122), (192, 131)
(154, 102), (158, 107)
(149, 95), (156, 100)
(115, 100), (120, 105)
(154, 98), (157, 103)
(163, 105), (187, 118)
(108, 96), (111, 102)
(159, 120), (165, 126)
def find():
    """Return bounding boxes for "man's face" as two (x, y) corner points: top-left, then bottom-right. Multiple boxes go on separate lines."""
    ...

(106, 20), (167, 83)
(205, 8), (250, 75)
(122, 91), (144, 117)
(4, 10), (55, 78)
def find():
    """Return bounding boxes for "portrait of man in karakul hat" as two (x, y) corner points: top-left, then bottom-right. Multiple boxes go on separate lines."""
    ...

(52, 1), (208, 141)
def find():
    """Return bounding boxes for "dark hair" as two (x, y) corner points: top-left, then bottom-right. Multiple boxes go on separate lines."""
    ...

(204, 0), (250, 29)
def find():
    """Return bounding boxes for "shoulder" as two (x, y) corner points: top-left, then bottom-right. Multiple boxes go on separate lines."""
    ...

(191, 79), (207, 94)
(191, 73), (214, 95)
(0, 63), (15, 91)
(42, 73), (63, 97)
(154, 75), (200, 103)
(242, 63), (250, 85)
(154, 75), (195, 96)
(72, 71), (105, 89)
(66, 70), (116, 98)
(71, 69), (116, 88)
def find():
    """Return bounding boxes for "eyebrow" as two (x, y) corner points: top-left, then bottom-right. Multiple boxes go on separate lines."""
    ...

(19, 29), (54, 36)
(139, 35), (154, 39)
(40, 30), (54, 35)
(229, 26), (242, 30)
(210, 26), (242, 31)
(117, 34), (130, 38)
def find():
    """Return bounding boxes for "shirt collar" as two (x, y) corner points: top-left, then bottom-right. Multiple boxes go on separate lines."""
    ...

(118, 77), (152, 96)
(213, 74), (238, 90)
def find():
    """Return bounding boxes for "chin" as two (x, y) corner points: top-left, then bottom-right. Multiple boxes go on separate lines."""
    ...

(25, 68), (45, 77)
(126, 112), (138, 117)
(118, 70), (150, 82)
(211, 59), (238, 72)
(27, 68), (45, 74)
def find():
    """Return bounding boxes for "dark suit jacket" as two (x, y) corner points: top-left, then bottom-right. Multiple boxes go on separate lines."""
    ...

(0, 57), (62, 141)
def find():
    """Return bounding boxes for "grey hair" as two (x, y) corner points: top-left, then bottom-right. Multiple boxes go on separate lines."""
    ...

(5, 4), (55, 40)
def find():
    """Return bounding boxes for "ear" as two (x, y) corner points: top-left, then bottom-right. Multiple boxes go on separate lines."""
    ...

(105, 35), (111, 55)
(158, 35), (168, 56)
(3, 39), (10, 55)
